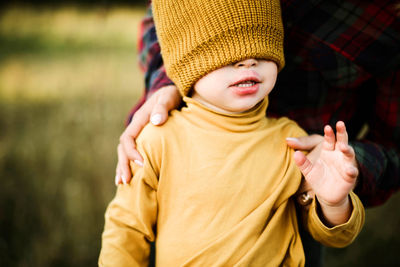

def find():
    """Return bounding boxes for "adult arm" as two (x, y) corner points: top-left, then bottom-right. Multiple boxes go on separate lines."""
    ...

(131, 1), (175, 114)
(285, 0), (400, 208)
(287, 71), (400, 209)
(350, 69), (400, 207)
(116, 3), (180, 185)
(288, 72), (400, 207)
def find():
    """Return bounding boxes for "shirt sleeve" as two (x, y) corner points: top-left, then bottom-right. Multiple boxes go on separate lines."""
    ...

(99, 148), (159, 266)
(303, 191), (365, 248)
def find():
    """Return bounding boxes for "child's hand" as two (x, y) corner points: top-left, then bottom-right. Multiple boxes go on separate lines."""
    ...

(293, 121), (358, 224)
(286, 134), (324, 207)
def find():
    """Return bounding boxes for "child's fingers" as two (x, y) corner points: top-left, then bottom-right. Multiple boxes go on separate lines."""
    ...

(336, 121), (349, 147)
(339, 142), (356, 160)
(323, 125), (336, 151)
(293, 151), (313, 177)
(345, 165), (359, 180)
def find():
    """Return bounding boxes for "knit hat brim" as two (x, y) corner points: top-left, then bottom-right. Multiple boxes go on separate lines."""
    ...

(166, 25), (285, 96)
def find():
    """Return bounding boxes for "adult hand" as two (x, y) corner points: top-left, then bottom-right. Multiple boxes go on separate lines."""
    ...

(116, 85), (181, 185)
(286, 134), (324, 206)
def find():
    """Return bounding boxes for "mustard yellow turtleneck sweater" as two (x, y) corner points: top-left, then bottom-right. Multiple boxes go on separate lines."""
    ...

(99, 97), (364, 267)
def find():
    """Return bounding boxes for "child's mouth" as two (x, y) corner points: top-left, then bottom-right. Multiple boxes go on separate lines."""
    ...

(236, 81), (257, 87)
(230, 79), (260, 95)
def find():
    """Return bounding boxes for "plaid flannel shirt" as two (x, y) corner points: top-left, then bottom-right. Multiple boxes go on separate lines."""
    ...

(130, 0), (400, 208)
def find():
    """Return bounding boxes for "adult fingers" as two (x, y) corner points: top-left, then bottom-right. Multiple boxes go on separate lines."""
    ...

(120, 124), (145, 164)
(116, 144), (133, 185)
(126, 106), (152, 142)
(306, 141), (323, 164)
(121, 85), (180, 159)
(116, 100), (151, 186)
(116, 85), (180, 186)
(286, 134), (324, 151)
(115, 166), (122, 186)
(150, 85), (181, 126)
(160, 85), (181, 110)
(146, 85), (180, 126)
(150, 101), (169, 126)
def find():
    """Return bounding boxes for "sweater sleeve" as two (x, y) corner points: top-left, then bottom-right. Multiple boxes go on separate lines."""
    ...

(303, 191), (365, 248)
(99, 148), (159, 266)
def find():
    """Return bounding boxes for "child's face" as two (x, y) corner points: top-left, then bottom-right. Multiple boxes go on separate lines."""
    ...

(192, 58), (277, 114)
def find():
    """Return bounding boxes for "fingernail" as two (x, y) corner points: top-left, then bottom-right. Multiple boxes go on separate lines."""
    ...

(115, 174), (119, 186)
(286, 137), (299, 143)
(122, 175), (127, 185)
(150, 114), (162, 125)
(134, 160), (144, 167)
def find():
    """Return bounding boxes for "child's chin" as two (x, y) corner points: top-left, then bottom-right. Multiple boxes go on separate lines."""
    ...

(228, 103), (258, 113)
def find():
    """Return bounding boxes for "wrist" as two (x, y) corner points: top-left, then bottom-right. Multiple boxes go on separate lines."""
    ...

(317, 195), (352, 227)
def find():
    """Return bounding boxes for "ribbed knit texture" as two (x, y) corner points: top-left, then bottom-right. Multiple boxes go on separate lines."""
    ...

(152, 0), (285, 96)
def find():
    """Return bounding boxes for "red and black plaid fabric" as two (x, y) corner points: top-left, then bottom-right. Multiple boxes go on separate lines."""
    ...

(129, 0), (400, 207)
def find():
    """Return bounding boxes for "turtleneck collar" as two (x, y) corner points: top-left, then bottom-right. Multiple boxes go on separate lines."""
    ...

(181, 96), (269, 133)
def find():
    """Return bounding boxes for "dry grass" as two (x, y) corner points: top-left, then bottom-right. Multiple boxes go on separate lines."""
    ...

(0, 5), (145, 100)
(0, 5), (145, 266)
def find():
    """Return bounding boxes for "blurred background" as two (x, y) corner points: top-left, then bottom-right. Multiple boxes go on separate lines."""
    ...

(0, 1), (399, 266)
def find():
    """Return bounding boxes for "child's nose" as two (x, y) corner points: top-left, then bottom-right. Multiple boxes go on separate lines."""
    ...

(234, 58), (258, 68)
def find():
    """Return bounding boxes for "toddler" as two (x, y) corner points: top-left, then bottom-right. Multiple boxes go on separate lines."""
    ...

(99, 0), (364, 266)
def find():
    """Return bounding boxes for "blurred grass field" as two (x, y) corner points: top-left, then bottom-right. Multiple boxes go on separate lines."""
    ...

(0, 4), (399, 267)
(0, 5), (145, 266)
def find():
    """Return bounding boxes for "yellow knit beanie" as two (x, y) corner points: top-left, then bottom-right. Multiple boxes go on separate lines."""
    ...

(152, 0), (285, 96)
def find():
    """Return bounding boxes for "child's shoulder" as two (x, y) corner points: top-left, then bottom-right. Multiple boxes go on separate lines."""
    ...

(133, 110), (187, 169)
(268, 116), (308, 137)
(136, 109), (184, 145)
